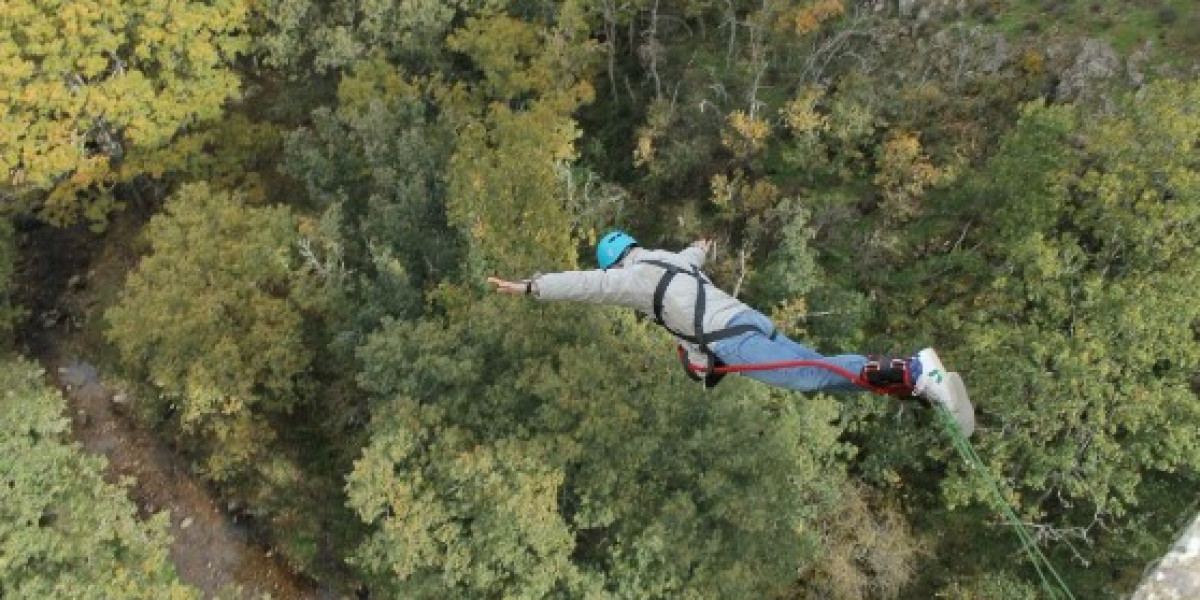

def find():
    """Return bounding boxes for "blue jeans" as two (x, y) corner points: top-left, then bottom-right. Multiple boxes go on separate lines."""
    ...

(709, 309), (869, 393)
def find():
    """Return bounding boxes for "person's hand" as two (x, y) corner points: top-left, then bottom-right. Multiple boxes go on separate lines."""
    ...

(693, 238), (714, 253)
(487, 277), (528, 295)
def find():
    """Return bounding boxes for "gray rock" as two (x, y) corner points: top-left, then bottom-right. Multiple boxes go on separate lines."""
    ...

(59, 361), (100, 387)
(40, 309), (61, 328)
(914, 25), (1015, 87)
(1056, 38), (1122, 104)
(979, 34), (1013, 74)
(1132, 513), (1200, 599)
(900, 0), (966, 25)
(1127, 41), (1155, 88)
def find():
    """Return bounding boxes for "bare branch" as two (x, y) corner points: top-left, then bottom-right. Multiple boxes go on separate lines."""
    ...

(601, 0), (619, 100)
(952, 220), (972, 252)
(732, 244), (748, 298)
(641, 0), (664, 100)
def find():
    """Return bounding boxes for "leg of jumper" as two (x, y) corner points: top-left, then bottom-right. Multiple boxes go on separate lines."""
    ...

(709, 309), (870, 394)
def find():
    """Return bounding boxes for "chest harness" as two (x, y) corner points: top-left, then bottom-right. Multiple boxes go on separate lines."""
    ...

(638, 259), (775, 387)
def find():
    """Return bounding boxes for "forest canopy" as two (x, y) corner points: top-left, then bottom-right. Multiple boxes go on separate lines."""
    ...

(3, 0), (1199, 598)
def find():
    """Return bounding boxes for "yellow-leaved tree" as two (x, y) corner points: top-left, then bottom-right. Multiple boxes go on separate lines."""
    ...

(441, 14), (597, 275)
(0, 0), (248, 226)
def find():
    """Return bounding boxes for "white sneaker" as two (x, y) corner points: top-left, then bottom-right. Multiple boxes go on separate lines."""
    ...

(912, 348), (976, 437)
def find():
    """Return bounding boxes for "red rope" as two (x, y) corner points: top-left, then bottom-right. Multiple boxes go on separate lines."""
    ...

(677, 347), (896, 395)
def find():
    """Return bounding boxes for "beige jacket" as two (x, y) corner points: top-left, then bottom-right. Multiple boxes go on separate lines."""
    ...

(533, 246), (750, 360)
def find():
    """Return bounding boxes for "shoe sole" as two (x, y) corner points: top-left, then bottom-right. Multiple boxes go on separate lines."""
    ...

(944, 371), (976, 437)
(914, 349), (976, 437)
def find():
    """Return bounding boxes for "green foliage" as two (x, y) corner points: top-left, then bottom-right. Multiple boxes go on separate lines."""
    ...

(744, 198), (819, 308)
(794, 484), (921, 600)
(0, 219), (23, 346)
(273, 62), (472, 576)
(985, 0), (1200, 55)
(347, 295), (855, 598)
(946, 81), (1200, 514)
(0, 357), (197, 599)
(348, 413), (577, 599)
(0, 0), (248, 227)
(779, 80), (881, 184)
(448, 101), (586, 275)
(283, 57), (462, 353)
(119, 113), (286, 205)
(9, 0), (1199, 595)
(254, 0), (508, 72)
(863, 80), (1200, 597)
(442, 14), (597, 276)
(105, 183), (312, 479)
(936, 571), (1041, 600)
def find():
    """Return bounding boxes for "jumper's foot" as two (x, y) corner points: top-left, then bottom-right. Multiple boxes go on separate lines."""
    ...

(913, 349), (976, 437)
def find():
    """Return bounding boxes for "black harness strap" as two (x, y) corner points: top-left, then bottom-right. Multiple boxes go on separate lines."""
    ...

(639, 258), (770, 387)
(692, 264), (707, 352)
(650, 261), (676, 333)
(641, 258), (765, 342)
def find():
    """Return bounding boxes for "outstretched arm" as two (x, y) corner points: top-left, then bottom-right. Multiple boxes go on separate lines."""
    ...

(488, 268), (643, 307)
(487, 277), (534, 295)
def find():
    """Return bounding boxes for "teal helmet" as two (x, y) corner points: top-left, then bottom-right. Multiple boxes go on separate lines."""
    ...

(596, 230), (637, 269)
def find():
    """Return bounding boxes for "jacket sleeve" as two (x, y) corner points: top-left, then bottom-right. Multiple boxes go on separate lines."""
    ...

(677, 243), (708, 268)
(533, 268), (643, 307)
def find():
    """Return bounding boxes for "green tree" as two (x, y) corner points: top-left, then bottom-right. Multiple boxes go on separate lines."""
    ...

(254, 0), (504, 73)
(332, 11), (904, 595)
(950, 82), (1200, 519)
(105, 183), (312, 480)
(935, 571), (1041, 600)
(0, 0), (249, 227)
(348, 296), (857, 598)
(441, 13), (597, 276)
(794, 483), (921, 599)
(866, 80), (1200, 597)
(283, 57), (463, 346)
(0, 357), (197, 599)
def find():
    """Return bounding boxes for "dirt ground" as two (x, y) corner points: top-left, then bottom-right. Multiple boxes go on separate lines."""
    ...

(17, 215), (335, 599)
(51, 357), (323, 600)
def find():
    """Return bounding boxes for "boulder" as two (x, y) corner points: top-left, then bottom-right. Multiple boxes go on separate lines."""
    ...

(1132, 513), (1200, 600)
(1055, 38), (1122, 105)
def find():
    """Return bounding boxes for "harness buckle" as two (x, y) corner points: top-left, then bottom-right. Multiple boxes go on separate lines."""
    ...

(862, 356), (914, 397)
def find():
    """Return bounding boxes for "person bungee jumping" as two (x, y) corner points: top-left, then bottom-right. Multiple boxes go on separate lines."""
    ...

(488, 230), (975, 435)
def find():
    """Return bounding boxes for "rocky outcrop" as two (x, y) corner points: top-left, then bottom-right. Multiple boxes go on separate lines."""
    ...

(1050, 38), (1124, 107)
(898, 0), (965, 26)
(926, 25), (1015, 76)
(1132, 513), (1200, 600)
